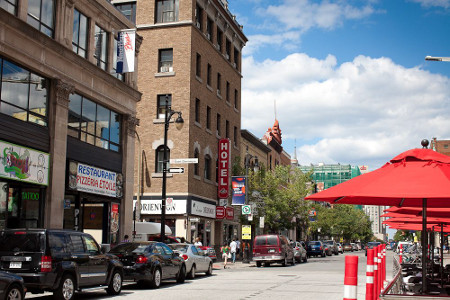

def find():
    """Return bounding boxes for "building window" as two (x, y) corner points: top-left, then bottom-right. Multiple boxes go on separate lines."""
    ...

(206, 106), (211, 130)
(94, 25), (108, 71)
(112, 38), (124, 80)
(156, 145), (170, 173)
(225, 120), (229, 139)
(157, 94), (171, 119)
(72, 9), (88, 58)
(159, 48), (173, 73)
(114, 2), (136, 23)
(207, 63), (211, 86)
(216, 28), (222, 52)
(0, 57), (48, 126)
(234, 48), (240, 70)
(226, 81), (230, 102)
(68, 93), (121, 152)
(217, 73), (221, 95)
(195, 4), (203, 30)
(195, 98), (200, 123)
(444, 144), (449, 149)
(233, 126), (237, 146)
(1, 0), (17, 15)
(196, 53), (201, 77)
(234, 89), (238, 109)
(216, 113), (221, 136)
(27, 0), (55, 37)
(156, 0), (178, 23)
(194, 149), (199, 176)
(204, 154), (211, 180)
(206, 17), (213, 41)
(225, 39), (231, 61)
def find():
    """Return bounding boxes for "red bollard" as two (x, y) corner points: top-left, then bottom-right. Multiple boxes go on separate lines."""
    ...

(399, 244), (403, 264)
(344, 255), (358, 300)
(373, 246), (378, 300)
(382, 244), (386, 287)
(377, 246), (382, 299)
(366, 249), (375, 300)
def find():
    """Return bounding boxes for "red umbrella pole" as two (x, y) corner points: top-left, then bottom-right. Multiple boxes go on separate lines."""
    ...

(422, 198), (427, 294)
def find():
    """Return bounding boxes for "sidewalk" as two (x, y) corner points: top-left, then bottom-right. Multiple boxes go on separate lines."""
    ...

(213, 260), (255, 270)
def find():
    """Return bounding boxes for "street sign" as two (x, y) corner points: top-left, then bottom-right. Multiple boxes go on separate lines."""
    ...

(169, 167), (184, 173)
(259, 216), (265, 228)
(242, 205), (251, 215)
(170, 158), (198, 164)
(242, 225), (252, 240)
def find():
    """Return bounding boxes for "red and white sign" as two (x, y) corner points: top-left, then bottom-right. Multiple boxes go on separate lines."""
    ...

(216, 206), (225, 219)
(218, 139), (230, 199)
(226, 207), (234, 220)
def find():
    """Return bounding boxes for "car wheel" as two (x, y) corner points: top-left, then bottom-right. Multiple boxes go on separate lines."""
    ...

(264, 262), (271, 267)
(188, 264), (196, 279)
(106, 269), (122, 295)
(176, 264), (186, 284)
(291, 256), (296, 266)
(206, 263), (213, 276)
(150, 268), (162, 289)
(6, 284), (23, 300)
(256, 261), (262, 268)
(54, 274), (75, 300)
(303, 255), (308, 263)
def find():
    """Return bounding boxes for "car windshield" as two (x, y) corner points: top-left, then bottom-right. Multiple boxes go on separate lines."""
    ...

(308, 241), (321, 246)
(169, 245), (189, 253)
(0, 231), (44, 252)
(367, 242), (380, 248)
(255, 236), (278, 246)
(324, 241), (333, 245)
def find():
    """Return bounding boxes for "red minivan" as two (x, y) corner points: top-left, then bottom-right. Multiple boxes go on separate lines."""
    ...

(252, 234), (295, 267)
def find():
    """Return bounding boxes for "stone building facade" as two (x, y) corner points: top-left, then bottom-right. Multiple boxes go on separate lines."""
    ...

(117, 0), (247, 246)
(0, 0), (141, 245)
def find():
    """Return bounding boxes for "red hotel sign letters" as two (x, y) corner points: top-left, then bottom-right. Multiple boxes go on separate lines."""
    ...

(218, 139), (230, 199)
(216, 206), (225, 219)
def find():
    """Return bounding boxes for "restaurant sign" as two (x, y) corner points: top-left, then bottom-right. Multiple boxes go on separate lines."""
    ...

(0, 140), (49, 186)
(68, 161), (122, 198)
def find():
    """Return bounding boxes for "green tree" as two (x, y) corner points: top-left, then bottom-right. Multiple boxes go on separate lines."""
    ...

(248, 165), (311, 233)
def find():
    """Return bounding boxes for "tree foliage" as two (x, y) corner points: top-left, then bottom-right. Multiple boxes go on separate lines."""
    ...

(247, 165), (311, 232)
(309, 204), (373, 242)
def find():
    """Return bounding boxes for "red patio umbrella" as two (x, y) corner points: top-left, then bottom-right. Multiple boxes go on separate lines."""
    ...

(385, 207), (450, 218)
(306, 147), (450, 293)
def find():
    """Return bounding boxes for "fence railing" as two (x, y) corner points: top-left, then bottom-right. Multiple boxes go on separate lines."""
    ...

(381, 254), (404, 297)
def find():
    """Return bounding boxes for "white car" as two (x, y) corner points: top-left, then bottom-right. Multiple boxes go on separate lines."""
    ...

(337, 243), (344, 254)
(169, 243), (213, 279)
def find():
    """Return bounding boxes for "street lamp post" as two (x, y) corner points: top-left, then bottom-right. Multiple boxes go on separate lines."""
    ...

(161, 95), (184, 243)
(243, 146), (258, 263)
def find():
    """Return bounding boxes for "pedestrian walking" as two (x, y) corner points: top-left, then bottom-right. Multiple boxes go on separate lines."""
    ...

(236, 239), (241, 258)
(194, 237), (203, 246)
(221, 243), (230, 269)
(230, 238), (237, 263)
(121, 235), (130, 243)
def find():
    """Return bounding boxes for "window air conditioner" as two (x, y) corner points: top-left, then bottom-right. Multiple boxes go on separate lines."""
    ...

(196, 22), (201, 28)
(206, 33), (211, 40)
(225, 54), (230, 60)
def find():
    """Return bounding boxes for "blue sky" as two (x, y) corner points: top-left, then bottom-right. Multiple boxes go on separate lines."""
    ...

(229, 0), (450, 172)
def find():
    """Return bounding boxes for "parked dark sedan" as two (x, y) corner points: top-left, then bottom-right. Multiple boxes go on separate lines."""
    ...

(0, 271), (26, 300)
(307, 241), (326, 257)
(365, 242), (381, 256)
(109, 241), (186, 289)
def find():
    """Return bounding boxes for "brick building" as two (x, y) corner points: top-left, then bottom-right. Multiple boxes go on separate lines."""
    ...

(114, 0), (247, 246)
(431, 137), (450, 156)
(0, 0), (141, 244)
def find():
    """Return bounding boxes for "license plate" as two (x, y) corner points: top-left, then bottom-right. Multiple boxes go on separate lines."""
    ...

(268, 249), (275, 253)
(9, 262), (21, 269)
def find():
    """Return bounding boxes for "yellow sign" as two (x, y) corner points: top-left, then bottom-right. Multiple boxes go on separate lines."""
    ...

(242, 225), (252, 240)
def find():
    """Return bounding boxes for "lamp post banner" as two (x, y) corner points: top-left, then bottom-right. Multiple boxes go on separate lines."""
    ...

(232, 176), (246, 205)
(218, 139), (230, 199)
(116, 30), (135, 73)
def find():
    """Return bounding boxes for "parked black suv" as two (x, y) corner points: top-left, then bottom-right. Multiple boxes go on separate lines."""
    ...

(0, 229), (123, 300)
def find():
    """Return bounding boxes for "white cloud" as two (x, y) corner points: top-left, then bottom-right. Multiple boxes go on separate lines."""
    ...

(410, 0), (450, 9)
(265, 0), (377, 31)
(243, 31), (302, 56)
(241, 54), (450, 170)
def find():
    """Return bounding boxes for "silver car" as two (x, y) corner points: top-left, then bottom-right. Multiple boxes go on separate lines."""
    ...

(290, 241), (307, 263)
(169, 243), (213, 279)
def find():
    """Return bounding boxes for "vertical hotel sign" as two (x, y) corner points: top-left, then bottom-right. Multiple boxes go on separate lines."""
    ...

(0, 140), (49, 186)
(116, 30), (135, 73)
(218, 139), (230, 199)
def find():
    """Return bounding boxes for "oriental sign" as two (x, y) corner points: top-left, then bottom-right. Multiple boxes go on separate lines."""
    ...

(0, 140), (49, 186)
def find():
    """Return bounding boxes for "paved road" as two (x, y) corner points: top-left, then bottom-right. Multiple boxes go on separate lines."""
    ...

(26, 250), (395, 300)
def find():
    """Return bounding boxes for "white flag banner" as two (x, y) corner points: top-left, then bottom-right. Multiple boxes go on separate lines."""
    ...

(117, 30), (135, 73)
